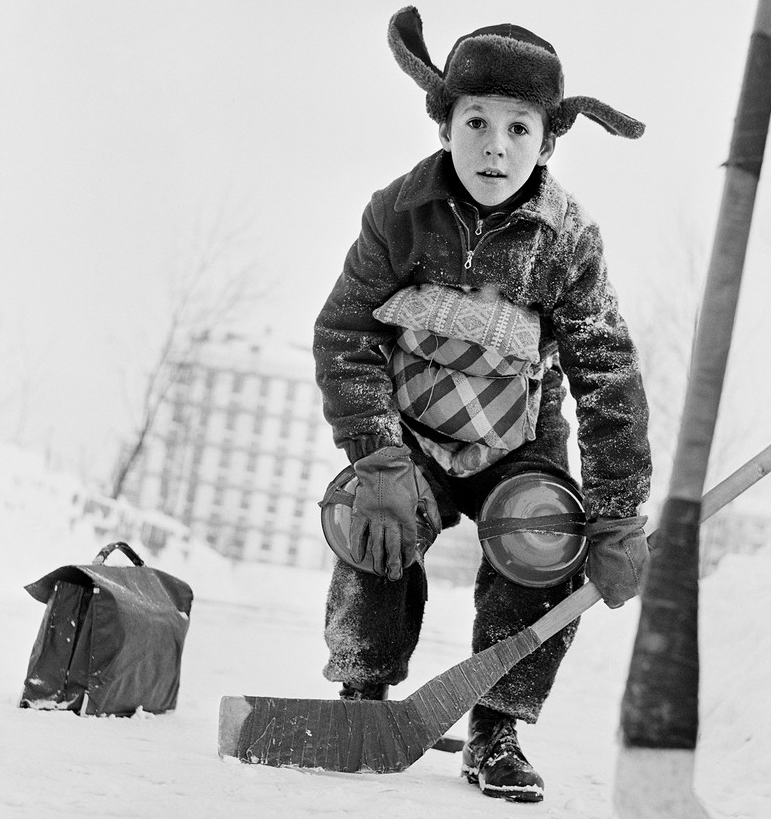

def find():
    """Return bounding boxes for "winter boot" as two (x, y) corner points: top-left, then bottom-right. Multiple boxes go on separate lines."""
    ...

(461, 704), (545, 803)
(339, 681), (390, 700)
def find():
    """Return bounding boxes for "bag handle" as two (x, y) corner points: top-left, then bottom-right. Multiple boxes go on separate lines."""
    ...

(92, 541), (145, 566)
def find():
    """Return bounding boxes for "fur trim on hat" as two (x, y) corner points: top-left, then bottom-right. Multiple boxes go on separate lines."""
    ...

(444, 35), (563, 114)
(387, 6), (450, 121)
(551, 96), (645, 138)
(387, 6), (644, 139)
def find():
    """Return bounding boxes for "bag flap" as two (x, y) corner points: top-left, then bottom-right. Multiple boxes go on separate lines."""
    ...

(24, 566), (97, 604)
(25, 564), (193, 614)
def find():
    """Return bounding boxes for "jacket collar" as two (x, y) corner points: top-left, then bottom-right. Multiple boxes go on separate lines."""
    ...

(394, 150), (567, 234)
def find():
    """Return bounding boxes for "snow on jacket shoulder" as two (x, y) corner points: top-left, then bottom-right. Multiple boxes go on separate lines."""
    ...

(313, 150), (651, 518)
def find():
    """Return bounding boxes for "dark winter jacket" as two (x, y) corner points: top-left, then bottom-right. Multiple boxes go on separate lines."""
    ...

(313, 150), (651, 518)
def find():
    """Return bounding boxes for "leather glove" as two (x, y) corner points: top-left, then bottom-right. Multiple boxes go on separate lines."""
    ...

(585, 515), (649, 609)
(350, 445), (441, 581)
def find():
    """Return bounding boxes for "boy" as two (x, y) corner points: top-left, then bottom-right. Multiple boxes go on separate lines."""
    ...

(313, 6), (651, 803)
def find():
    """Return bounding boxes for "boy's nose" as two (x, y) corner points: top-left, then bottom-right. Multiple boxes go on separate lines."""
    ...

(483, 134), (506, 157)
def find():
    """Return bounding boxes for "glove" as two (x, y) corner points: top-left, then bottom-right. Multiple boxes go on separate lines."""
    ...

(585, 515), (649, 609)
(350, 445), (441, 581)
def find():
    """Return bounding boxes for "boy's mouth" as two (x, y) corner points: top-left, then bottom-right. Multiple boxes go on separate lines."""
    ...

(478, 169), (507, 178)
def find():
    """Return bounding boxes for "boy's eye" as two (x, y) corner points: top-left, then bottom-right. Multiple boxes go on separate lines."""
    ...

(511, 123), (529, 135)
(467, 118), (485, 130)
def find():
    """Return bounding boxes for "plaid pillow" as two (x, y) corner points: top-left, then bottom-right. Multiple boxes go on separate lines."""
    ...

(390, 345), (539, 450)
(397, 329), (532, 377)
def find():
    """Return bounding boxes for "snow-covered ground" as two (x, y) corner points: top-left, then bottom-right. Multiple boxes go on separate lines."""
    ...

(0, 442), (769, 818)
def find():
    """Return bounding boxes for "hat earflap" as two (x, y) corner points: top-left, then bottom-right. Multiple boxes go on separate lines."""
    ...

(552, 96), (645, 139)
(388, 6), (448, 119)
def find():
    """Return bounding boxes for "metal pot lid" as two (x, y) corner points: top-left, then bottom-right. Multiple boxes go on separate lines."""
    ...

(320, 466), (436, 574)
(478, 471), (587, 588)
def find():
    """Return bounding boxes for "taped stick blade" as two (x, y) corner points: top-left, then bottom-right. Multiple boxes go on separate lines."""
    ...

(217, 626), (552, 772)
(218, 695), (436, 772)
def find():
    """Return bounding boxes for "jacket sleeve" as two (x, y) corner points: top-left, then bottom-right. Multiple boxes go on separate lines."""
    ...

(551, 222), (652, 519)
(313, 192), (405, 462)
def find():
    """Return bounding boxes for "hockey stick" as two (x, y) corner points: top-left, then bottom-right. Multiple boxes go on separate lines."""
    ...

(218, 444), (771, 773)
(613, 3), (771, 816)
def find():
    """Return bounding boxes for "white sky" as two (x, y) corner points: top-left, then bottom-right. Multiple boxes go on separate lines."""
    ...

(1, 0), (769, 493)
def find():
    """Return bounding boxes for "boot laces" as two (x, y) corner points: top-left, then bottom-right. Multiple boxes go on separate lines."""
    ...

(484, 719), (529, 767)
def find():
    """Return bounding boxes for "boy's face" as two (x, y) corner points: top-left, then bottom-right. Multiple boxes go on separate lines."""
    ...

(439, 95), (556, 207)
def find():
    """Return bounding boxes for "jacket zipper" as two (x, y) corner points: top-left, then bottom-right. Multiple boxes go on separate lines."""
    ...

(448, 200), (474, 273)
(448, 198), (517, 277)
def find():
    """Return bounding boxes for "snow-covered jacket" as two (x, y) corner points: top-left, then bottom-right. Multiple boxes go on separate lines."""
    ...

(313, 151), (651, 518)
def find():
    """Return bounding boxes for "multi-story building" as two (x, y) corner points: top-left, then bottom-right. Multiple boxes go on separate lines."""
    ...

(123, 332), (481, 584)
(124, 333), (342, 570)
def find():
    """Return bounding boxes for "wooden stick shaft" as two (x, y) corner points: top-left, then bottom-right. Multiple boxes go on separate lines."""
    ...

(701, 442), (771, 519)
(530, 442), (771, 645)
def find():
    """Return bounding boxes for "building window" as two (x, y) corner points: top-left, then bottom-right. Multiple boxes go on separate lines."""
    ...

(208, 512), (221, 547)
(260, 376), (271, 398)
(232, 373), (244, 394)
(230, 535), (245, 557)
(260, 523), (273, 552)
(225, 410), (237, 431)
(178, 364), (194, 385)
(219, 447), (232, 469)
(247, 451), (257, 472)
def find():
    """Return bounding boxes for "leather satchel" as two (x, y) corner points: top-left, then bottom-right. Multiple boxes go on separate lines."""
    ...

(20, 541), (193, 716)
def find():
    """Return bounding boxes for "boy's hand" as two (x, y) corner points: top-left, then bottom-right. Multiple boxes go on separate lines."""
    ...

(585, 516), (649, 608)
(350, 445), (441, 581)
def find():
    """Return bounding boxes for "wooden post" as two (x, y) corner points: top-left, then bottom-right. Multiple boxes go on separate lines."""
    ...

(614, 3), (771, 817)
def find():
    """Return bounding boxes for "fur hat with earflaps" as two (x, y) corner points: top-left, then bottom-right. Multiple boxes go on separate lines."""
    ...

(387, 6), (644, 138)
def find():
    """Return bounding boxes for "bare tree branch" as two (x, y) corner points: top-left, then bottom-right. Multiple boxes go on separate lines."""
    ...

(110, 204), (272, 499)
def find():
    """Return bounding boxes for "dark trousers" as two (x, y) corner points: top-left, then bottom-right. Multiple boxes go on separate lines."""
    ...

(323, 368), (583, 722)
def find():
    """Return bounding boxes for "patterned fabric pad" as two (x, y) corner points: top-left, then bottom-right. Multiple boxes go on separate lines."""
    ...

(390, 346), (538, 450)
(374, 283), (540, 360)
